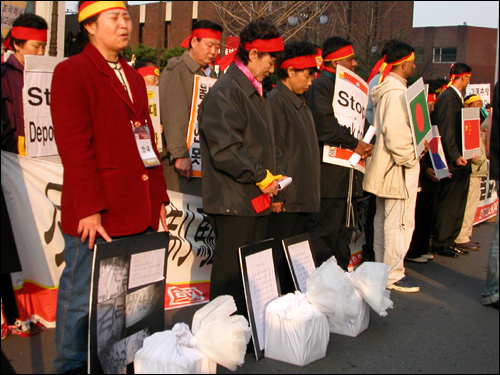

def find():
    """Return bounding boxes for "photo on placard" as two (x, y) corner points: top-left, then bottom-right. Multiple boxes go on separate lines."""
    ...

(97, 255), (129, 303)
(125, 282), (163, 328)
(239, 239), (280, 361)
(96, 296), (126, 354)
(282, 233), (317, 293)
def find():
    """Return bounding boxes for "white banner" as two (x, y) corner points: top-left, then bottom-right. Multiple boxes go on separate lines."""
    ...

(23, 55), (65, 158)
(186, 75), (216, 178)
(324, 66), (368, 170)
(146, 85), (163, 152)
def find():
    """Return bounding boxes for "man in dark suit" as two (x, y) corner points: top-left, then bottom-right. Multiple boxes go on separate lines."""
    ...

(431, 63), (472, 257)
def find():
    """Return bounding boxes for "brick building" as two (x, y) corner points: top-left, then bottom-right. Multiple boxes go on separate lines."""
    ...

(413, 25), (497, 89)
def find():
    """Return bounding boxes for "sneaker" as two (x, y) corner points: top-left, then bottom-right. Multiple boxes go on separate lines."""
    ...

(421, 253), (434, 260)
(387, 276), (420, 293)
(405, 256), (428, 263)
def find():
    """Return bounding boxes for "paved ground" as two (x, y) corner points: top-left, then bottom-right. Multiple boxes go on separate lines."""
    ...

(2, 220), (498, 374)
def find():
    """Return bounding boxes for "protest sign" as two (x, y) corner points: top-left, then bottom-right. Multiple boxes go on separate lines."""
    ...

(462, 107), (482, 160)
(186, 75), (216, 177)
(1, 1), (27, 38)
(239, 239), (280, 360)
(467, 83), (491, 106)
(282, 233), (316, 293)
(146, 85), (163, 152)
(322, 65), (368, 173)
(23, 55), (65, 158)
(89, 232), (169, 374)
(429, 125), (450, 180)
(405, 77), (433, 159)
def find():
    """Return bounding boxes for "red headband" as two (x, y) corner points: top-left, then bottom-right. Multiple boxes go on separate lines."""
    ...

(217, 36), (284, 71)
(323, 45), (355, 62)
(137, 66), (159, 77)
(379, 52), (415, 83)
(427, 93), (437, 103)
(4, 26), (48, 51)
(367, 55), (386, 84)
(280, 54), (318, 70)
(180, 28), (222, 48)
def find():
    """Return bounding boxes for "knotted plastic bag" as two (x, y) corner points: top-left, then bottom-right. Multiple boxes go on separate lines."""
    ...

(134, 322), (216, 374)
(264, 291), (329, 366)
(305, 257), (368, 337)
(191, 295), (251, 371)
(349, 262), (393, 317)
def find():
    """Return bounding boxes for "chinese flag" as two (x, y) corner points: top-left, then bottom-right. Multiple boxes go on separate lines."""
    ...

(464, 119), (480, 150)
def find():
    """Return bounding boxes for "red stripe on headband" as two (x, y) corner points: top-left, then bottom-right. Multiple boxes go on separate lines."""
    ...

(137, 66), (159, 77)
(10, 26), (47, 42)
(243, 37), (284, 52)
(180, 28), (222, 48)
(324, 45), (354, 61)
(280, 55), (318, 70)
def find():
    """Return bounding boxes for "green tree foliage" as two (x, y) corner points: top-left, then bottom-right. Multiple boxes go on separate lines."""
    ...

(160, 46), (186, 70)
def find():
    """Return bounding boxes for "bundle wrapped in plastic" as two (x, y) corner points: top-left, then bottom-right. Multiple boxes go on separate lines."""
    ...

(134, 323), (216, 374)
(349, 262), (393, 317)
(264, 291), (329, 366)
(191, 295), (251, 371)
(134, 296), (251, 374)
(305, 257), (393, 337)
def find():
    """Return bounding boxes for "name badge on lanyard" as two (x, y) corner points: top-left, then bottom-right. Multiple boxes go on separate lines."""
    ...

(132, 120), (161, 168)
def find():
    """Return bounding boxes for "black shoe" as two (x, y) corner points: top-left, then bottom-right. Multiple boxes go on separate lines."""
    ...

(434, 246), (459, 258)
(483, 300), (499, 309)
(453, 246), (469, 255)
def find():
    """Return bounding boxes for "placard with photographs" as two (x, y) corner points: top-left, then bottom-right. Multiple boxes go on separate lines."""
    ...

(89, 231), (169, 374)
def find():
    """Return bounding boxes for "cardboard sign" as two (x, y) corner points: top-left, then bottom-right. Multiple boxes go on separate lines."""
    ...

(146, 85), (163, 152)
(282, 233), (316, 293)
(239, 239), (280, 361)
(467, 83), (491, 106)
(23, 55), (65, 158)
(323, 65), (369, 172)
(89, 232), (169, 374)
(462, 107), (482, 160)
(405, 77), (433, 159)
(186, 75), (217, 177)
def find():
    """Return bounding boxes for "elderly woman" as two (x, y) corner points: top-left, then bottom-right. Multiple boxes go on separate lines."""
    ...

(51, 2), (168, 373)
(198, 18), (285, 316)
(266, 41), (321, 293)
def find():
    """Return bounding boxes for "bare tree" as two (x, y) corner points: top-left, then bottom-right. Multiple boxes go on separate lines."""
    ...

(211, 1), (332, 50)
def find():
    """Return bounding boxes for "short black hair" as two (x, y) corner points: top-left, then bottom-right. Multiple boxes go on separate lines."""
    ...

(450, 62), (472, 76)
(7, 13), (48, 50)
(189, 19), (223, 49)
(71, 1), (101, 56)
(276, 41), (319, 80)
(381, 39), (399, 57)
(321, 37), (352, 69)
(236, 18), (283, 65)
(135, 58), (157, 69)
(385, 42), (415, 64)
(425, 79), (438, 94)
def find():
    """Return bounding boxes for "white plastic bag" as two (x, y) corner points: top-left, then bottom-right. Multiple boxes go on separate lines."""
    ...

(350, 262), (394, 317)
(305, 257), (369, 337)
(134, 323), (216, 374)
(264, 292), (329, 366)
(191, 295), (251, 371)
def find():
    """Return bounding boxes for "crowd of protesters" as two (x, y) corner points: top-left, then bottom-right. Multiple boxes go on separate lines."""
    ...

(1, 2), (499, 374)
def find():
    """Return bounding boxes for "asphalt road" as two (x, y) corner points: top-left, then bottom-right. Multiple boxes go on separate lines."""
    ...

(2, 220), (498, 374)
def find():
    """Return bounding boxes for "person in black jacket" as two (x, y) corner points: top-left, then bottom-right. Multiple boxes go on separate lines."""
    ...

(431, 63), (473, 257)
(266, 41), (321, 293)
(304, 37), (372, 271)
(198, 18), (285, 316)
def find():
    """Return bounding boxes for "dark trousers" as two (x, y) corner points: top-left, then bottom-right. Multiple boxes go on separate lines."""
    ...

(432, 175), (470, 249)
(308, 198), (353, 271)
(207, 215), (268, 317)
(407, 191), (435, 258)
(266, 212), (310, 295)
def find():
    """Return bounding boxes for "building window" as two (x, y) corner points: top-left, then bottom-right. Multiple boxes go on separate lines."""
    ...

(433, 47), (457, 63)
(139, 23), (144, 44)
(164, 21), (171, 49)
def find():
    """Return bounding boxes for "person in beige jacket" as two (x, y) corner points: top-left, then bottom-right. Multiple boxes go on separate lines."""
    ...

(363, 42), (427, 293)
